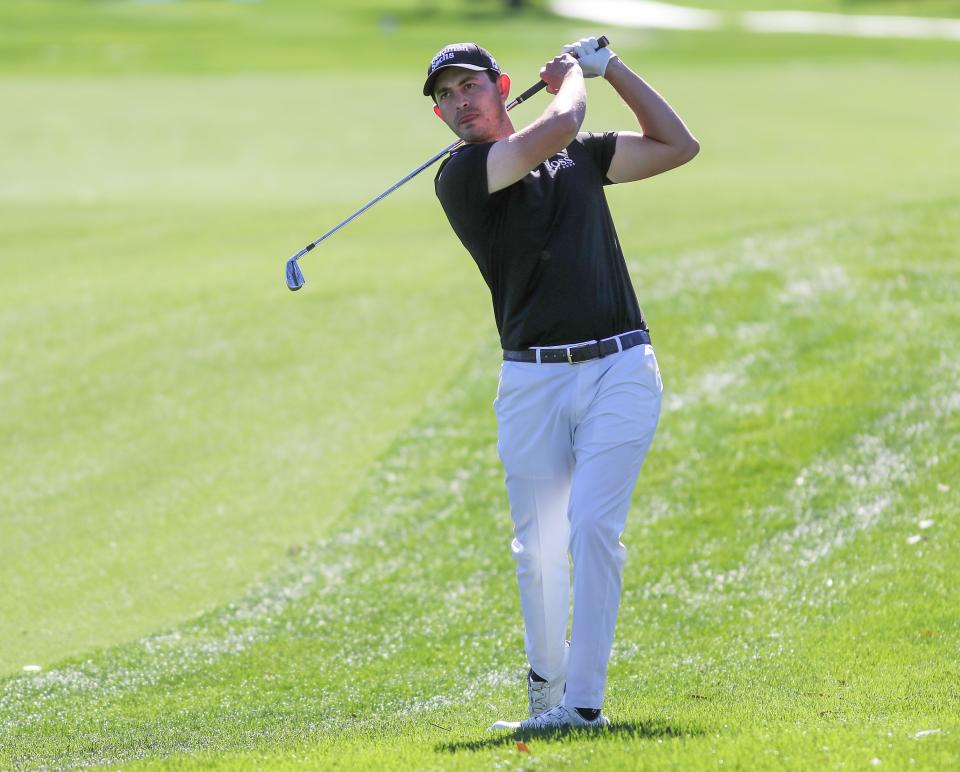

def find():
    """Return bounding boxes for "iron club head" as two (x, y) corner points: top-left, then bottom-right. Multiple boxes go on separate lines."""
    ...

(286, 257), (305, 291)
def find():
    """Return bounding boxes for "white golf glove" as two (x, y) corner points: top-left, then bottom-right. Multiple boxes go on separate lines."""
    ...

(563, 37), (615, 78)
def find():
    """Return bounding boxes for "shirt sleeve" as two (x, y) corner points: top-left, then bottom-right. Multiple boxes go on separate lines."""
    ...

(576, 131), (619, 185)
(434, 142), (495, 214)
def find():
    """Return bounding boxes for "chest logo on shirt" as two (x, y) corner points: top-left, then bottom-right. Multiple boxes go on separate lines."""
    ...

(530, 150), (576, 179)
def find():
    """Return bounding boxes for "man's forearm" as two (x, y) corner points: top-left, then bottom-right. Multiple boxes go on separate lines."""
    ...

(604, 57), (696, 150)
(542, 65), (587, 140)
(487, 59), (586, 193)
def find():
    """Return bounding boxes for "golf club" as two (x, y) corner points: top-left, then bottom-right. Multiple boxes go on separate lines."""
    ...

(285, 36), (609, 291)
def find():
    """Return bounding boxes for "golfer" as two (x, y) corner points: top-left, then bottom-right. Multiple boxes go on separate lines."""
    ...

(425, 38), (699, 730)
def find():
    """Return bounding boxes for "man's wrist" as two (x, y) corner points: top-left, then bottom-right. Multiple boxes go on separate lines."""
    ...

(602, 55), (624, 81)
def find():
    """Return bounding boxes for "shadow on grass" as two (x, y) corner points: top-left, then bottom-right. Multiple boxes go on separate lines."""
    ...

(435, 718), (701, 754)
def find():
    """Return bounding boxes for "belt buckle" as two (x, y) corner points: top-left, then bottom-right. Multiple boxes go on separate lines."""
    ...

(566, 341), (596, 364)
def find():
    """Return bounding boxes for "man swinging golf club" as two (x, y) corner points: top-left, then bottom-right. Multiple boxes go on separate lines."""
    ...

(426, 37), (699, 731)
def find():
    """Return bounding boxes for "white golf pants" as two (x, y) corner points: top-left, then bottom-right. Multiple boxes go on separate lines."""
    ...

(493, 338), (662, 709)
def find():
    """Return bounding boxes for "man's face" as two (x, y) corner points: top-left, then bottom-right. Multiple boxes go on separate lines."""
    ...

(433, 68), (506, 143)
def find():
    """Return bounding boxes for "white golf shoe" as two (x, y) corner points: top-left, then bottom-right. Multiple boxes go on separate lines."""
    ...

(492, 703), (610, 732)
(527, 668), (565, 717)
(527, 640), (570, 717)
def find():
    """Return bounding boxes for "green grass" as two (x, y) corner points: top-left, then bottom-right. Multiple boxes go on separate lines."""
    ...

(3, 204), (959, 768)
(1, 0), (959, 768)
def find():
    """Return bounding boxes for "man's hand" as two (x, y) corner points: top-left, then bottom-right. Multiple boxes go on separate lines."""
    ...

(563, 37), (615, 79)
(487, 54), (585, 193)
(539, 53), (578, 95)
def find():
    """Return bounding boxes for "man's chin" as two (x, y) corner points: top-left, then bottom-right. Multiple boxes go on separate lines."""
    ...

(457, 128), (487, 144)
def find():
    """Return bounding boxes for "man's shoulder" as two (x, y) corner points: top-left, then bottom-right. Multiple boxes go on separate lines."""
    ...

(438, 141), (494, 178)
(570, 131), (620, 181)
(436, 141), (497, 204)
(455, 140), (497, 157)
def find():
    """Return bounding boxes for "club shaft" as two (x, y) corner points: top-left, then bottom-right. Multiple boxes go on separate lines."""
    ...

(290, 35), (608, 263)
(293, 137), (463, 259)
(289, 95), (523, 262)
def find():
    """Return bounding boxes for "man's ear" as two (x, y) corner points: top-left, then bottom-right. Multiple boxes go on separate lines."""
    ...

(498, 73), (511, 102)
(433, 104), (443, 119)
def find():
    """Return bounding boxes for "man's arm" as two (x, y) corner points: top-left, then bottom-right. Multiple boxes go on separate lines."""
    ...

(603, 57), (700, 184)
(487, 55), (586, 194)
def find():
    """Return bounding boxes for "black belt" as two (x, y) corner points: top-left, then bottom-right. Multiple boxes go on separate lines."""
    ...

(503, 329), (651, 364)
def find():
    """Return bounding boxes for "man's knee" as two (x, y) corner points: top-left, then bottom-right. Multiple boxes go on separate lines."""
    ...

(512, 536), (568, 575)
(570, 519), (627, 565)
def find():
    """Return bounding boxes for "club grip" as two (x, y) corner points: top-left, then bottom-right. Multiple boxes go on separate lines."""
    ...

(571, 35), (610, 59)
(509, 36), (610, 107)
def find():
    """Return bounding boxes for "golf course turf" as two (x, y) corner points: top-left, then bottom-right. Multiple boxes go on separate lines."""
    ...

(1, 0), (958, 768)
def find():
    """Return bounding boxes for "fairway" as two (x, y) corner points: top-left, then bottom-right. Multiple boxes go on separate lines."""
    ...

(1, 1), (959, 768)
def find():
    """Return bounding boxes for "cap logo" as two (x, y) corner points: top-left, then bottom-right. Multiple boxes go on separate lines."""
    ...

(430, 50), (457, 71)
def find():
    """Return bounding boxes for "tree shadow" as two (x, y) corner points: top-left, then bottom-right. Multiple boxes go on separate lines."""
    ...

(435, 717), (704, 754)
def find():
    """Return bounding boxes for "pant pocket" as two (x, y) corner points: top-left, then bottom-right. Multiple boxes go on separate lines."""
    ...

(494, 365), (572, 479)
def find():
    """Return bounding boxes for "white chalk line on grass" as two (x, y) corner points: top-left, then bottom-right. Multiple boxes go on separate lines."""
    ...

(552, 0), (960, 40)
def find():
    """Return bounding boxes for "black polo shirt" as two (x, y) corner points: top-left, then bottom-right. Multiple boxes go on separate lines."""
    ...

(435, 131), (646, 350)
